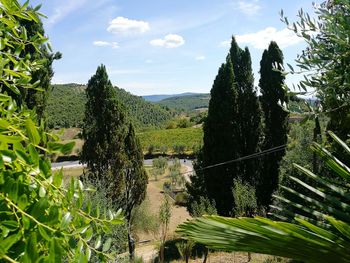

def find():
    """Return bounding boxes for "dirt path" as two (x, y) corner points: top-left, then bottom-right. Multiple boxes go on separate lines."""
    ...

(135, 244), (158, 262)
(135, 163), (192, 262)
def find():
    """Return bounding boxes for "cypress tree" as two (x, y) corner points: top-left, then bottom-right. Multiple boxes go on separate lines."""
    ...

(188, 38), (263, 216)
(258, 41), (289, 207)
(123, 123), (148, 260)
(81, 65), (148, 259)
(230, 38), (263, 187)
(81, 64), (128, 196)
(201, 55), (239, 216)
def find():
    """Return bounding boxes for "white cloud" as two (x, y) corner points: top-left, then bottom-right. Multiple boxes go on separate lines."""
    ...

(221, 27), (303, 49)
(236, 0), (261, 16)
(107, 17), (150, 35)
(48, 0), (87, 25)
(93, 41), (119, 48)
(150, 34), (185, 48)
(195, 56), (206, 61)
(145, 59), (153, 64)
(220, 40), (231, 47)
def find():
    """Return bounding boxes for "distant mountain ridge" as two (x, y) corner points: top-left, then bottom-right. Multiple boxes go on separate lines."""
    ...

(155, 93), (210, 112)
(143, 92), (204, 102)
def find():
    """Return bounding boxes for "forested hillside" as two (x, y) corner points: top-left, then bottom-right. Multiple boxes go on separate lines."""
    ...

(155, 93), (312, 114)
(47, 84), (172, 129)
(47, 84), (86, 128)
(156, 93), (210, 112)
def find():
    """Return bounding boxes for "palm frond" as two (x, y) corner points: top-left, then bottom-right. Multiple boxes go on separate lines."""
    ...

(178, 133), (350, 262)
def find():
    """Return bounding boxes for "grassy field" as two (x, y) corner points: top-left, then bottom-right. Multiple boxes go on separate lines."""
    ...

(53, 127), (203, 158)
(137, 127), (203, 154)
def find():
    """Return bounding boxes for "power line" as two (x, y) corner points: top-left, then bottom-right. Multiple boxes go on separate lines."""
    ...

(179, 144), (287, 176)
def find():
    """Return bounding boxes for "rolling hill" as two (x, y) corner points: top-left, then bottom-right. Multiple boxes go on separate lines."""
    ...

(47, 84), (172, 130)
(142, 92), (200, 102)
(155, 93), (210, 112)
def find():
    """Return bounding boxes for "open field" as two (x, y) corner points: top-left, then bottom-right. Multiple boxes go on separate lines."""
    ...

(55, 127), (204, 157)
(137, 127), (203, 154)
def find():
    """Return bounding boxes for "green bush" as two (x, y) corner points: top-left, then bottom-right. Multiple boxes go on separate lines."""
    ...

(175, 192), (188, 206)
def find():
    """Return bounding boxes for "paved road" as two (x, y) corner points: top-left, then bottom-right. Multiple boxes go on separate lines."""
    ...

(52, 158), (193, 171)
(51, 160), (84, 170)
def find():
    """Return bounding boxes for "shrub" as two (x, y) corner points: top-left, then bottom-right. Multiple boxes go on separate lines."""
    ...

(175, 192), (188, 206)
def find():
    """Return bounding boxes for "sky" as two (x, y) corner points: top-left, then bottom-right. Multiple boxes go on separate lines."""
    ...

(24, 0), (316, 96)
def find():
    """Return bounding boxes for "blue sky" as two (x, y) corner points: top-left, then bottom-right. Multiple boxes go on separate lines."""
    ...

(26, 0), (314, 95)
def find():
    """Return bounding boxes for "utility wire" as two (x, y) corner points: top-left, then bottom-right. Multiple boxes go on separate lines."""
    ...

(179, 144), (287, 176)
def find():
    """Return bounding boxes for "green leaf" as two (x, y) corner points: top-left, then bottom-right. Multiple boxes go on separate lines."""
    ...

(18, 194), (28, 209)
(25, 119), (40, 145)
(47, 206), (60, 224)
(15, 150), (31, 164)
(328, 131), (350, 155)
(39, 186), (46, 197)
(0, 119), (10, 129)
(1, 232), (21, 252)
(85, 247), (91, 261)
(26, 232), (38, 262)
(0, 38), (5, 51)
(60, 212), (71, 230)
(49, 238), (62, 263)
(0, 135), (22, 143)
(61, 141), (75, 155)
(52, 170), (63, 187)
(9, 181), (19, 203)
(39, 159), (50, 177)
(84, 228), (93, 242)
(48, 141), (75, 154)
(22, 216), (30, 230)
(102, 237), (112, 252)
(94, 235), (102, 250)
(38, 225), (52, 241)
(28, 144), (39, 164)
(326, 216), (350, 238)
(2, 221), (19, 230)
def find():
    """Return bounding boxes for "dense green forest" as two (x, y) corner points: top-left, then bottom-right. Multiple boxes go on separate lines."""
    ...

(47, 84), (86, 128)
(47, 84), (172, 129)
(156, 93), (210, 112)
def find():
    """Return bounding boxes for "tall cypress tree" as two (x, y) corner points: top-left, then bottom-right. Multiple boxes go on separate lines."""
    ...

(123, 123), (148, 260)
(81, 64), (128, 196)
(201, 55), (239, 216)
(187, 38), (263, 216)
(230, 38), (263, 187)
(81, 65), (147, 259)
(258, 41), (289, 207)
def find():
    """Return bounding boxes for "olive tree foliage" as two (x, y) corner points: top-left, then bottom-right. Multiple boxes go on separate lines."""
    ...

(18, 10), (61, 124)
(0, 1), (122, 262)
(159, 196), (172, 263)
(281, 0), (350, 141)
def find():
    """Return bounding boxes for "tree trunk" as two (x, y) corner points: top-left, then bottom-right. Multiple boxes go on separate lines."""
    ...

(159, 243), (164, 263)
(313, 116), (322, 173)
(126, 212), (135, 261)
(202, 248), (208, 263)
